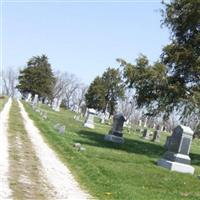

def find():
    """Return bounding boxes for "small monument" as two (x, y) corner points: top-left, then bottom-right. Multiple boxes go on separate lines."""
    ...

(25, 93), (32, 102)
(142, 128), (150, 140)
(100, 113), (105, 124)
(157, 125), (195, 174)
(104, 113), (126, 144)
(84, 108), (96, 129)
(55, 98), (62, 112)
(44, 98), (48, 105)
(144, 118), (148, 128)
(32, 94), (38, 106)
(152, 125), (161, 142)
(52, 98), (58, 111)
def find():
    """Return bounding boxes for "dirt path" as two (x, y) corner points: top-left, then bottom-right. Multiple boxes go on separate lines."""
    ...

(0, 98), (12, 199)
(18, 100), (92, 200)
(8, 100), (54, 200)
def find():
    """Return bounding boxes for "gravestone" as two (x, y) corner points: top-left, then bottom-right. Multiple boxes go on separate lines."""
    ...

(84, 108), (96, 129)
(44, 98), (48, 105)
(104, 113), (126, 144)
(52, 98), (58, 111)
(32, 94), (38, 106)
(58, 126), (65, 134)
(144, 118), (148, 128)
(142, 128), (150, 140)
(55, 98), (62, 112)
(157, 125), (195, 174)
(100, 113), (105, 124)
(152, 125), (161, 142)
(26, 93), (32, 102)
(139, 120), (142, 127)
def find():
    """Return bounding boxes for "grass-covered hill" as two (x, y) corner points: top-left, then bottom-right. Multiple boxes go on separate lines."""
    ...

(23, 101), (200, 200)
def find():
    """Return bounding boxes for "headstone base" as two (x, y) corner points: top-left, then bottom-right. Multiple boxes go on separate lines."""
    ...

(104, 134), (124, 144)
(157, 158), (194, 174)
(163, 152), (191, 165)
(84, 123), (94, 129)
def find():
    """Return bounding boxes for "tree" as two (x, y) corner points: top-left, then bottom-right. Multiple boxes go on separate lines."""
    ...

(85, 67), (124, 115)
(85, 76), (106, 111)
(17, 55), (55, 99)
(119, 0), (200, 122)
(2, 67), (19, 97)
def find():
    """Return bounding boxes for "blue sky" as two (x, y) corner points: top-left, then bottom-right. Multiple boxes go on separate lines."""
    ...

(2, 1), (170, 84)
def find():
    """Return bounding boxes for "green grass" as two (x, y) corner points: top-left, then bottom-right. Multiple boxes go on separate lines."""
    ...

(0, 96), (8, 111)
(23, 102), (200, 200)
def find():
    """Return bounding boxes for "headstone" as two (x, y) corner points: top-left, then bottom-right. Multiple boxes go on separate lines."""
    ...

(55, 98), (62, 112)
(84, 108), (96, 129)
(144, 118), (148, 128)
(73, 143), (81, 148)
(100, 114), (105, 124)
(152, 125), (161, 142)
(32, 94), (38, 106)
(58, 126), (65, 134)
(139, 120), (142, 127)
(26, 93), (32, 102)
(52, 98), (58, 111)
(79, 147), (86, 151)
(44, 98), (48, 104)
(142, 128), (150, 140)
(104, 113), (126, 144)
(157, 125), (195, 174)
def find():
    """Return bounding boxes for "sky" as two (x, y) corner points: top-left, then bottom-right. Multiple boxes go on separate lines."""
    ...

(2, 0), (171, 85)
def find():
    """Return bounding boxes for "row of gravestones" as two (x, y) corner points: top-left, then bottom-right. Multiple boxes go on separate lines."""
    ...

(25, 93), (63, 112)
(83, 109), (195, 175)
(142, 128), (161, 142)
(27, 95), (196, 175)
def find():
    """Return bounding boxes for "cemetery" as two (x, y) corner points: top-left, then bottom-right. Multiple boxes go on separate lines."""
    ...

(21, 101), (200, 200)
(1, 0), (200, 199)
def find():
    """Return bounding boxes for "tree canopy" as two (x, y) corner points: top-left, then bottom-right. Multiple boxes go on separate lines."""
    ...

(17, 55), (55, 99)
(85, 67), (124, 115)
(119, 0), (200, 121)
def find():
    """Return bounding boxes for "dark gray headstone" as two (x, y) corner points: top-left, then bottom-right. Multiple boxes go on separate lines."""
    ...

(157, 125), (195, 174)
(104, 113), (126, 144)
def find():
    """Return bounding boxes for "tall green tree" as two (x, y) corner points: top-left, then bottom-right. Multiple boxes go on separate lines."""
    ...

(120, 0), (200, 120)
(17, 55), (55, 99)
(85, 67), (124, 115)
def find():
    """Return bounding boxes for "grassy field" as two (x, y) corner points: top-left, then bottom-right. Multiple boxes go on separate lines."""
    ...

(23, 102), (200, 200)
(0, 96), (8, 111)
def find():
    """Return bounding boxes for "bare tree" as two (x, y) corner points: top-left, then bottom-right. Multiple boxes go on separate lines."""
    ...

(53, 71), (87, 110)
(1, 67), (18, 97)
(71, 84), (88, 112)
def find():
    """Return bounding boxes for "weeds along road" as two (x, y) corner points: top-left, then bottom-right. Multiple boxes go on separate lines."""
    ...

(0, 99), (92, 200)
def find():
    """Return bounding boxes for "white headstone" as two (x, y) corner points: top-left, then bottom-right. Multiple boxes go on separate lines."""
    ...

(84, 108), (96, 129)
(32, 94), (38, 106)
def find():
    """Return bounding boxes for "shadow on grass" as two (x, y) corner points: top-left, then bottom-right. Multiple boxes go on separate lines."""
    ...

(75, 130), (166, 159)
(190, 153), (200, 166)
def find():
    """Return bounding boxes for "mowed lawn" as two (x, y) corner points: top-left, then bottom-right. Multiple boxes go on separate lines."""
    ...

(23, 102), (200, 200)
(0, 96), (8, 111)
